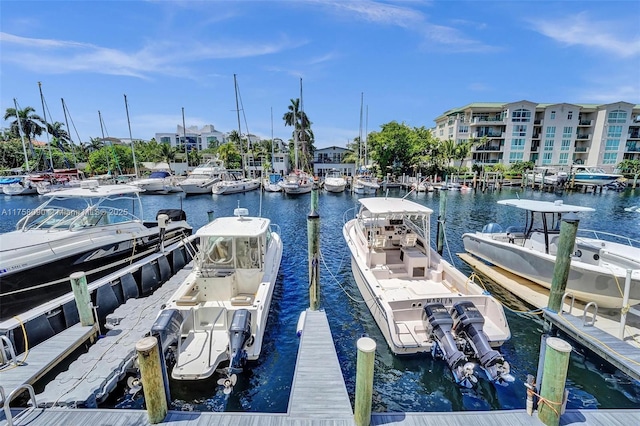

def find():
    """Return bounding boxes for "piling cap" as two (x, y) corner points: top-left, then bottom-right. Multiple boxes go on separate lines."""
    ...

(562, 212), (580, 224)
(357, 337), (377, 353)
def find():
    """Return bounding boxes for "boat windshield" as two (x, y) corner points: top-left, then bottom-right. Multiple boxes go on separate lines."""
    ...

(200, 235), (261, 270)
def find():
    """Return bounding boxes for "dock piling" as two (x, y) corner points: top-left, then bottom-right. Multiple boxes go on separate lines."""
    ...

(70, 272), (94, 326)
(538, 336), (572, 426)
(547, 213), (579, 313)
(354, 337), (376, 426)
(436, 190), (447, 255)
(136, 336), (168, 424)
(308, 185), (320, 310)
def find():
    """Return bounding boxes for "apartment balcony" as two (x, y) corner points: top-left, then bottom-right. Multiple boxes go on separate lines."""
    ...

(574, 146), (589, 153)
(576, 133), (592, 140)
(472, 132), (504, 139)
(532, 132), (541, 139)
(471, 117), (505, 125)
(578, 120), (593, 126)
(534, 120), (542, 125)
(473, 145), (502, 152)
(626, 143), (640, 152)
(628, 130), (640, 139)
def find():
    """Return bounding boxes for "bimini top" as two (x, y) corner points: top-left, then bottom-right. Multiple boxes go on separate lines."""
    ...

(44, 180), (142, 198)
(196, 215), (270, 238)
(358, 197), (434, 215)
(497, 199), (595, 213)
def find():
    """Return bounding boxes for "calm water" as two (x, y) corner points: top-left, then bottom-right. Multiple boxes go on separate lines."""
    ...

(2, 185), (640, 412)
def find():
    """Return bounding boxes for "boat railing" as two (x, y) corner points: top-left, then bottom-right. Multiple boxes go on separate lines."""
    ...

(576, 229), (640, 248)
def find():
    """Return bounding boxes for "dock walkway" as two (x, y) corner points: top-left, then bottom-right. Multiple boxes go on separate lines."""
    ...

(459, 253), (640, 381)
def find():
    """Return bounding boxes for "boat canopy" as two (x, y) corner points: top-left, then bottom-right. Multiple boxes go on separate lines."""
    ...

(196, 216), (270, 238)
(358, 197), (434, 216)
(44, 181), (142, 198)
(497, 199), (594, 214)
(149, 171), (172, 179)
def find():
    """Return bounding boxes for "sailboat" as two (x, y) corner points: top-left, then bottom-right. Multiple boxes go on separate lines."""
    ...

(281, 79), (314, 195)
(353, 94), (379, 195)
(212, 74), (261, 195)
(263, 107), (282, 192)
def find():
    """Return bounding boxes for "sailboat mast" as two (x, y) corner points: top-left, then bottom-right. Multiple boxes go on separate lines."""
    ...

(13, 98), (30, 172)
(365, 104), (369, 167)
(358, 92), (363, 172)
(98, 110), (111, 174)
(270, 106), (275, 173)
(182, 107), (188, 168)
(61, 98), (78, 167)
(124, 94), (139, 177)
(234, 74), (245, 177)
(38, 82), (54, 171)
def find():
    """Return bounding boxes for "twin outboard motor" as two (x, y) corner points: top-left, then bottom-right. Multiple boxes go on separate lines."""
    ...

(451, 301), (511, 384)
(424, 303), (474, 386)
(228, 309), (252, 374)
(150, 308), (184, 354)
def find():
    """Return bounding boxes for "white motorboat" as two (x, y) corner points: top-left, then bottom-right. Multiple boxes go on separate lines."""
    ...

(152, 207), (282, 391)
(462, 199), (640, 309)
(343, 197), (512, 387)
(130, 170), (182, 194)
(178, 158), (226, 195)
(323, 169), (347, 193)
(1, 175), (39, 195)
(352, 174), (379, 195)
(570, 166), (622, 186)
(212, 172), (260, 195)
(280, 170), (314, 195)
(262, 173), (283, 192)
(0, 180), (192, 321)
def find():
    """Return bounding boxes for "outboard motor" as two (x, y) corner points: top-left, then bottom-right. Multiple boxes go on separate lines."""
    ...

(150, 308), (184, 354)
(228, 309), (252, 374)
(451, 301), (512, 384)
(424, 303), (475, 387)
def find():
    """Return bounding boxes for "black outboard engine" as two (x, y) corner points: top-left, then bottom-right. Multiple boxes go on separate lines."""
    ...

(150, 308), (184, 354)
(424, 303), (474, 386)
(451, 301), (510, 383)
(228, 309), (252, 374)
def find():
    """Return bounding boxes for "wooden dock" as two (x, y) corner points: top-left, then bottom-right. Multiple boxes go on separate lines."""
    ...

(459, 253), (640, 380)
(3, 308), (640, 425)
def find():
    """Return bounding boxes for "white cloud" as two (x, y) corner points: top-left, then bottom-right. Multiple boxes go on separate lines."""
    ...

(0, 32), (304, 79)
(529, 12), (640, 58)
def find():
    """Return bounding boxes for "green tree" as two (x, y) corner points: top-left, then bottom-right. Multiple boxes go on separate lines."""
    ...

(3, 106), (45, 142)
(217, 142), (241, 169)
(86, 145), (134, 175)
(159, 143), (176, 172)
(283, 98), (314, 171)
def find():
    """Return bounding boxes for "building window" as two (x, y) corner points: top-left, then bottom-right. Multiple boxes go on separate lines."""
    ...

(559, 153), (569, 164)
(509, 152), (524, 163)
(512, 108), (532, 122)
(459, 125), (469, 134)
(160, 137), (171, 144)
(607, 110), (627, 124)
(510, 138), (525, 150)
(545, 126), (556, 138)
(562, 126), (572, 138)
(607, 125), (623, 138)
(568, 111), (573, 120)
(512, 125), (527, 137)
(550, 111), (556, 119)
(542, 152), (553, 165)
(544, 140), (554, 151)
(605, 139), (620, 151)
(603, 152), (618, 164)
(561, 140), (570, 151)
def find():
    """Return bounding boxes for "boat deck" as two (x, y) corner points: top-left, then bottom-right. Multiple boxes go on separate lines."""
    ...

(459, 252), (640, 381)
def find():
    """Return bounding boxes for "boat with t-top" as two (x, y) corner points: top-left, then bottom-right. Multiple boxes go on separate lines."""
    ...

(343, 197), (512, 387)
(151, 206), (282, 392)
(0, 180), (192, 321)
(178, 158), (226, 195)
(462, 199), (640, 309)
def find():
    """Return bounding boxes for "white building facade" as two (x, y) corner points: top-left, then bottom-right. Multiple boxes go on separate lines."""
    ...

(313, 146), (355, 177)
(434, 101), (640, 171)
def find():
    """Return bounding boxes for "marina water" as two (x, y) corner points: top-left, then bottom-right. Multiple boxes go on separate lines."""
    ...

(2, 186), (639, 412)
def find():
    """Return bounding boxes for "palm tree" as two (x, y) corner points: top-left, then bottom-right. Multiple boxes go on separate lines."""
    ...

(159, 143), (176, 172)
(88, 137), (105, 152)
(4, 106), (45, 142)
(283, 98), (314, 170)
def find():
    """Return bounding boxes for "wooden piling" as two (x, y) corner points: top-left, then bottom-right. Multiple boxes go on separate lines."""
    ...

(436, 190), (447, 255)
(538, 337), (572, 426)
(136, 336), (168, 424)
(70, 272), (94, 326)
(308, 185), (320, 310)
(354, 337), (376, 426)
(547, 213), (579, 313)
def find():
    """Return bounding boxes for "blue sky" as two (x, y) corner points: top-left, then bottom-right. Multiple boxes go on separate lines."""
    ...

(1, 0), (639, 149)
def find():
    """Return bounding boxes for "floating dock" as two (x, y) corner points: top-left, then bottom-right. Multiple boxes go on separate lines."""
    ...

(459, 252), (640, 381)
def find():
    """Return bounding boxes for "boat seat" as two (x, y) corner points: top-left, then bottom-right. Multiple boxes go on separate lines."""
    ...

(373, 235), (387, 249)
(230, 293), (254, 306)
(400, 233), (417, 248)
(176, 281), (200, 306)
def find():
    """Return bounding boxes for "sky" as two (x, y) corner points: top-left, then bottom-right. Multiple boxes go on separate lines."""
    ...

(1, 0), (639, 149)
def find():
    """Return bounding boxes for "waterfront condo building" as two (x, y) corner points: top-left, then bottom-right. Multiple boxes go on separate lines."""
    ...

(434, 101), (640, 171)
